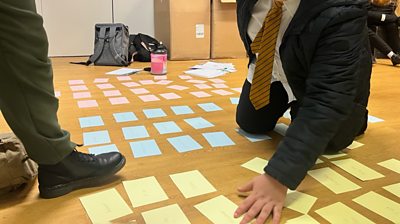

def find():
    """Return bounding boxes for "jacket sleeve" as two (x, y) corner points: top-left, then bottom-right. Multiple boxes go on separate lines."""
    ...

(264, 6), (368, 190)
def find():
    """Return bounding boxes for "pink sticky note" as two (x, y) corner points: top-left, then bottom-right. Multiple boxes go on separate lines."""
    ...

(160, 93), (181, 100)
(212, 83), (229, 88)
(73, 91), (91, 99)
(94, 78), (109, 83)
(55, 91), (61, 98)
(179, 75), (193, 80)
(194, 84), (212, 89)
(187, 80), (207, 84)
(122, 82), (140, 87)
(70, 85), (88, 91)
(109, 97), (129, 105)
(103, 90), (122, 97)
(117, 76), (132, 81)
(156, 80), (173, 85)
(154, 76), (168, 80)
(138, 95), (160, 102)
(130, 88), (150, 95)
(190, 91), (211, 98)
(77, 100), (98, 108)
(139, 80), (155, 85)
(212, 89), (234, 96)
(210, 78), (226, 83)
(69, 80), (85, 85)
(231, 88), (242, 93)
(96, 83), (115, 89)
(167, 85), (189, 91)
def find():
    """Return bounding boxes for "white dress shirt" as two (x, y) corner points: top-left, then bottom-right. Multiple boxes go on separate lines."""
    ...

(247, 0), (300, 103)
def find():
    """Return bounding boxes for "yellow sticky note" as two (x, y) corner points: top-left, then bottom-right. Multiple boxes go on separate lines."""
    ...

(378, 159), (400, 174)
(322, 152), (347, 159)
(353, 191), (400, 223)
(284, 190), (318, 214)
(123, 176), (169, 208)
(79, 188), (133, 224)
(331, 158), (384, 181)
(347, 141), (364, 150)
(285, 215), (320, 224)
(383, 183), (400, 198)
(308, 167), (361, 194)
(241, 157), (268, 174)
(194, 195), (241, 224)
(170, 170), (216, 198)
(315, 159), (324, 164)
(316, 202), (374, 224)
(141, 204), (190, 224)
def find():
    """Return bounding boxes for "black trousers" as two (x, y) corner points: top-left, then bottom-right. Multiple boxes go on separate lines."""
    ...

(368, 12), (400, 54)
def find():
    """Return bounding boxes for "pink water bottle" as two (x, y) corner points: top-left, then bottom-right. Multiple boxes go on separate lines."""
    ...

(150, 42), (167, 75)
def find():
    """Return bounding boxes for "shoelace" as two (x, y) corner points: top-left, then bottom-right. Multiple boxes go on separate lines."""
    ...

(73, 149), (96, 163)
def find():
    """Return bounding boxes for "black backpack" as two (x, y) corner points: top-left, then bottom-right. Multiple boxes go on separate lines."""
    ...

(129, 33), (163, 62)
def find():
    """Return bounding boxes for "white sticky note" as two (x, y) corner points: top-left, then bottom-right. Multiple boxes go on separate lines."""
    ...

(308, 167), (361, 194)
(196, 24), (205, 38)
(170, 170), (216, 198)
(123, 176), (169, 208)
(332, 158), (384, 181)
(285, 215), (320, 224)
(284, 190), (318, 214)
(353, 191), (400, 223)
(383, 183), (400, 198)
(316, 202), (374, 224)
(322, 152), (347, 159)
(79, 188), (133, 224)
(378, 159), (400, 174)
(195, 195), (241, 224)
(241, 157), (268, 174)
(142, 204), (191, 224)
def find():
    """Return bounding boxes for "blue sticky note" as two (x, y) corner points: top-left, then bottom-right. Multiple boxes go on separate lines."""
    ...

(129, 139), (162, 158)
(368, 115), (384, 123)
(79, 116), (104, 128)
(122, 126), (149, 140)
(230, 97), (239, 105)
(171, 106), (194, 115)
(202, 132), (235, 147)
(113, 112), (138, 123)
(83, 130), (111, 146)
(184, 117), (214, 129)
(153, 121), (182, 134)
(236, 128), (271, 142)
(167, 135), (203, 153)
(88, 144), (119, 155)
(143, 108), (167, 118)
(198, 103), (223, 112)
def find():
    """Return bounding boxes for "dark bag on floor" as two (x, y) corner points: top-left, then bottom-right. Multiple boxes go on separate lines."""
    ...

(130, 33), (162, 62)
(0, 133), (38, 195)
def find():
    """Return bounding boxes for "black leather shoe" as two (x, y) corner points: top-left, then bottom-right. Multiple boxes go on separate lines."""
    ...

(391, 54), (400, 66)
(38, 150), (125, 199)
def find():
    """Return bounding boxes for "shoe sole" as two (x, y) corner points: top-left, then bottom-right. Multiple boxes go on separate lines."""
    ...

(39, 156), (126, 199)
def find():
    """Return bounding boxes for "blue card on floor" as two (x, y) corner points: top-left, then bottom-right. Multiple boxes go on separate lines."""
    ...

(171, 106), (194, 115)
(198, 103), (223, 112)
(153, 121), (182, 134)
(83, 130), (111, 146)
(184, 117), (214, 129)
(368, 115), (384, 123)
(129, 139), (162, 158)
(122, 126), (149, 140)
(79, 116), (104, 128)
(167, 135), (203, 153)
(202, 132), (235, 147)
(113, 112), (138, 123)
(88, 144), (119, 155)
(143, 108), (167, 118)
(230, 97), (239, 105)
(236, 128), (271, 142)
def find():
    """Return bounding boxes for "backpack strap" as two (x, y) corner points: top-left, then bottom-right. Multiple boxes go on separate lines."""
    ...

(109, 26), (130, 66)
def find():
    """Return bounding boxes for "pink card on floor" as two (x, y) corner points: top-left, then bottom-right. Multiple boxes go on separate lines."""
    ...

(156, 80), (173, 85)
(73, 91), (91, 99)
(70, 85), (88, 91)
(55, 91), (61, 98)
(179, 75), (193, 80)
(167, 85), (189, 91)
(154, 75), (168, 80)
(190, 91), (211, 98)
(130, 88), (150, 94)
(160, 93), (181, 100)
(94, 78), (109, 83)
(109, 97), (129, 105)
(68, 80), (85, 85)
(103, 90), (122, 97)
(96, 83), (115, 89)
(139, 80), (155, 85)
(209, 78), (226, 83)
(194, 84), (212, 89)
(187, 79), (207, 84)
(78, 100), (98, 108)
(212, 89), (234, 96)
(212, 83), (229, 89)
(117, 76), (132, 81)
(122, 82), (140, 87)
(138, 95), (160, 102)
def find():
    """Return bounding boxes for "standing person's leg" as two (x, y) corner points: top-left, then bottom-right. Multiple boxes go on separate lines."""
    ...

(382, 23), (400, 53)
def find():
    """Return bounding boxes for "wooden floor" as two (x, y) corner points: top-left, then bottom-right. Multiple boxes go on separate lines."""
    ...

(0, 58), (399, 224)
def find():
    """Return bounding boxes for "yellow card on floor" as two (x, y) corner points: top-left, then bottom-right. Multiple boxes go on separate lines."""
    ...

(285, 215), (320, 224)
(378, 158), (400, 174)
(142, 204), (190, 224)
(241, 157), (268, 174)
(79, 188), (133, 224)
(322, 152), (347, 159)
(194, 195), (241, 224)
(331, 158), (384, 181)
(308, 167), (361, 194)
(170, 170), (216, 198)
(316, 202), (374, 224)
(347, 140), (364, 150)
(353, 191), (400, 223)
(315, 158), (324, 164)
(123, 176), (169, 208)
(383, 183), (400, 198)
(284, 190), (318, 214)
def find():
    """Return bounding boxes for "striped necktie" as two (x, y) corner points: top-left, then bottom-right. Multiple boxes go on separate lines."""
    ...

(250, 0), (284, 110)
